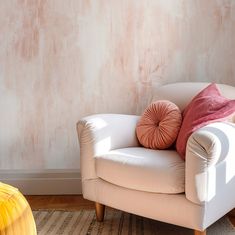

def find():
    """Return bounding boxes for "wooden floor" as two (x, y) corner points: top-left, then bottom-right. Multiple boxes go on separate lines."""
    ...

(25, 195), (94, 211)
(26, 195), (235, 227)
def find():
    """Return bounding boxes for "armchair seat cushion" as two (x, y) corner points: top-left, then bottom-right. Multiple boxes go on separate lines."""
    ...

(95, 147), (185, 194)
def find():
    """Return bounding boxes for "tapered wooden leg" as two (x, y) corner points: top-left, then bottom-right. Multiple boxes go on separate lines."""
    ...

(95, 202), (105, 222)
(194, 229), (206, 235)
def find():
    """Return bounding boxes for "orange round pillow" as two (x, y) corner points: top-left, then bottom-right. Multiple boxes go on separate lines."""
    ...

(136, 100), (182, 149)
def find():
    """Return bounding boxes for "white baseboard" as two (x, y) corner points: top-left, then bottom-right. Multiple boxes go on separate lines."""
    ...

(0, 169), (82, 195)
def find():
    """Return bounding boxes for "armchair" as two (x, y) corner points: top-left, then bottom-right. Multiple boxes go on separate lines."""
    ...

(77, 82), (235, 235)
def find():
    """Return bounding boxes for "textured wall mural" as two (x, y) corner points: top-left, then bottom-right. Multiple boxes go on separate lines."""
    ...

(0, 0), (235, 169)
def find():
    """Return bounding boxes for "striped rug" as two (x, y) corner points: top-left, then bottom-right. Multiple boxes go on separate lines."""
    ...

(33, 208), (235, 235)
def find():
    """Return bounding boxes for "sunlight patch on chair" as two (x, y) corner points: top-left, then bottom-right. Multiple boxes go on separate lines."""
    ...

(90, 117), (108, 130)
(108, 151), (144, 160)
(207, 166), (217, 202)
(225, 157), (235, 184)
(196, 167), (216, 202)
(95, 137), (111, 155)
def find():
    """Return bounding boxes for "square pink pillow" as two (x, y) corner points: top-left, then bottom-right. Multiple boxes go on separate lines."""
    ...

(176, 83), (235, 160)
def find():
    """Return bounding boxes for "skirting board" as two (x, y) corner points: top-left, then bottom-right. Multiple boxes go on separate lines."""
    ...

(0, 169), (82, 195)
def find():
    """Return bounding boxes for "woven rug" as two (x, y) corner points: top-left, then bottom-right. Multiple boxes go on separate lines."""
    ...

(33, 208), (235, 235)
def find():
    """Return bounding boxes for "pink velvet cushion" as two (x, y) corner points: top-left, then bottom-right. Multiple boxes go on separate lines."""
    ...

(176, 83), (235, 159)
(136, 100), (182, 149)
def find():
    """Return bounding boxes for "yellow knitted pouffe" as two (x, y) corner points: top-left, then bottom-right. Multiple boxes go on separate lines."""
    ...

(0, 182), (36, 235)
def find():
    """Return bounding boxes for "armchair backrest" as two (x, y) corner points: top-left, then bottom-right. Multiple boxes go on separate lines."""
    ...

(151, 82), (235, 111)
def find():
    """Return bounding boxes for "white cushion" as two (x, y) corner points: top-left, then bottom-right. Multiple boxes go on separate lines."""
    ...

(95, 147), (185, 194)
(152, 82), (235, 111)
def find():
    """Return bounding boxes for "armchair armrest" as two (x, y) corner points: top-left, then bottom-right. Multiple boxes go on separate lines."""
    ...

(77, 114), (140, 181)
(185, 122), (235, 205)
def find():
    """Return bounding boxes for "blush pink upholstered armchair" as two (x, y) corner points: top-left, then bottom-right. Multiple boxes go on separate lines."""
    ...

(77, 82), (235, 235)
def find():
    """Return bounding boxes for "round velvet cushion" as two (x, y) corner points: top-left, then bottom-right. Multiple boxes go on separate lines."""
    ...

(0, 182), (37, 234)
(136, 100), (182, 149)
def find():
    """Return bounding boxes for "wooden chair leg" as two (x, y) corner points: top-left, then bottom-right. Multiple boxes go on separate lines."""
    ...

(194, 229), (206, 235)
(95, 202), (105, 222)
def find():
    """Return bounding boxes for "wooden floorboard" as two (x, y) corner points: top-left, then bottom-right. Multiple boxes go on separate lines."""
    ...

(25, 195), (94, 210)
(25, 195), (235, 227)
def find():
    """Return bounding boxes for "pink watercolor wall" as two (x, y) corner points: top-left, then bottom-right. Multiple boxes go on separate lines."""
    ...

(0, 0), (235, 169)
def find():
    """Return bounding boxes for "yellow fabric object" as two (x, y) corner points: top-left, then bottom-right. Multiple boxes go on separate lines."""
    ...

(0, 182), (36, 235)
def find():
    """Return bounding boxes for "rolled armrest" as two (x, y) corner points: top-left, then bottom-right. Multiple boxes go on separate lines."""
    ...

(185, 122), (235, 205)
(77, 114), (140, 181)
